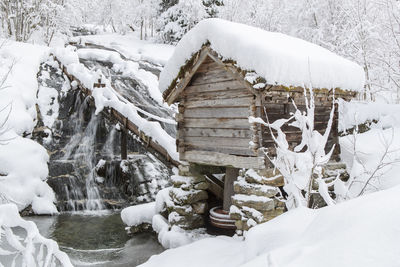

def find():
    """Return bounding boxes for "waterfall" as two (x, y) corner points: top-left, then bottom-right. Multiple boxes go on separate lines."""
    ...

(61, 99), (104, 211)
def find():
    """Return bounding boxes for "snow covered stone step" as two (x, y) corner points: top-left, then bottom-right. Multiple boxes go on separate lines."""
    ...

(170, 188), (208, 205)
(324, 162), (347, 170)
(234, 180), (279, 198)
(244, 169), (284, 187)
(231, 194), (275, 211)
(168, 211), (204, 230)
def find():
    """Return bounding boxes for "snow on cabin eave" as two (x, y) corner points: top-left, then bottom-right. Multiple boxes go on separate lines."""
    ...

(159, 18), (365, 102)
(162, 45), (359, 105)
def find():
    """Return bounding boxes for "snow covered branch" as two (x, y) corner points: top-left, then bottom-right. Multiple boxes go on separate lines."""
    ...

(0, 204), (72, 267)
(250, 88), (336, 209)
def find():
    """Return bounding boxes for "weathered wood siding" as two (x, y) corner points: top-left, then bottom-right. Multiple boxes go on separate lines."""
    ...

(178, 56), (255, 158)
(260, 87), (356, 160)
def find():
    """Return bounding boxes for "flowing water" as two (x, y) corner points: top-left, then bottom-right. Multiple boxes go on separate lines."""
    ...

(28, 212), (164, 266)
(62, 112), (105, 211)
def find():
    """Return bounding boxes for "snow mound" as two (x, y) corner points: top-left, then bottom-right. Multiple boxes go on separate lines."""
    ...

(0, 39), (57, 214)
(121, 202), (156, 226)
(160, 18), (365, 94)
(140, 184), (400, 267)
(339, 100), (400, 131)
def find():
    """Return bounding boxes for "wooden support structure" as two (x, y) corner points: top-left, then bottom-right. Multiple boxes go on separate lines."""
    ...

(223, 167), (239, 211)
(51, 55), (179, 167)
(121, 117), (128, 160)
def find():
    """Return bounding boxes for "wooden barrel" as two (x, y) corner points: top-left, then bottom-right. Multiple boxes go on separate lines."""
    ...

(209, 206), (236, 230)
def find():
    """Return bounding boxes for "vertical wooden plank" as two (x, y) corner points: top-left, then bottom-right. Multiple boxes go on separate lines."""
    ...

(223, 167), (239, 211)
(121, 117), (128, 160)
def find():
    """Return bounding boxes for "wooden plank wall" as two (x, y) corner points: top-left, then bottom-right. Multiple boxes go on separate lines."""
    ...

(178, 56), (255, 157)
(261, 87), (354, 160)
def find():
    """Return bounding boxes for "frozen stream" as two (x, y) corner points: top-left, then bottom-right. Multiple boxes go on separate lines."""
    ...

(27, 212), (164, 266)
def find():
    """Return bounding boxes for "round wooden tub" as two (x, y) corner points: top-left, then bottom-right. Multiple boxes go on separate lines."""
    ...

(209, 206), (236, 230)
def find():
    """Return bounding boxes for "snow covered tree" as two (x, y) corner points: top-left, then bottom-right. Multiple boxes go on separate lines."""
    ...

(0, 0), (67, 44)
(157, 0), (208, 44)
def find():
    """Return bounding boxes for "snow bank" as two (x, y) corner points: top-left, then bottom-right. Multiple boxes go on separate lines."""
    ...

(340, 127), (400, 195)
(0, 39), (57, 214)
(339, 100), (400, 131)
(121, 202), (156, 226)
(141, 184), (400, 267)
(51, 46), (179, 162)
(160, 18), (365, 93)
(0, 203), (72, 266)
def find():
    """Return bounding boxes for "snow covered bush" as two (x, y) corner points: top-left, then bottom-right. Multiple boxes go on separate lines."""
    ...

(0, 203), (72, 267)
(250, 88), (336, 209)
(338, 113), (400, 200)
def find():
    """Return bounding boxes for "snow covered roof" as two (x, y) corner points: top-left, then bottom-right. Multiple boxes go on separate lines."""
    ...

(160, 18), (365, 99)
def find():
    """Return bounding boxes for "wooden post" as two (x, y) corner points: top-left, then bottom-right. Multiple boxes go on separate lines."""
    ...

(223, 167), (239, 211)
(121, 118), (127, 160)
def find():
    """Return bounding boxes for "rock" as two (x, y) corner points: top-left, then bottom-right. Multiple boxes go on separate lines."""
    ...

(168, 212), (205, 230)
(192, 201), (207, 214)
(262, 207), (285, 221)
(128, 223), (153, 234)
(235, 219), (250, 232)
(172, 204), (193, 216)
(234, 181), (279, 198)
(194, 181), (209, 190)
(178, 164), (191, 176)
(229, 205), (243, 220)
(324, 162), (347, 170)
(171, 175), (205, 188)
(20, 205), (34, 217)
(170, 188), (208, 205)
(232, 194), (275, 211)
(48, 160), (75, 177)
(245, 169), (284, 187)
(240, 206), (264, 224)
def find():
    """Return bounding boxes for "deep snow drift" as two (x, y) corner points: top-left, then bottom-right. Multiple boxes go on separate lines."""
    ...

(141, 184), (400, 267)
(0, 39), (57, 214)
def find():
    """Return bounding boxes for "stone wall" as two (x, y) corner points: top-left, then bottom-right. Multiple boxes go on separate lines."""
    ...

(230, 169), (285, 234)
(167, 165), (209, 229)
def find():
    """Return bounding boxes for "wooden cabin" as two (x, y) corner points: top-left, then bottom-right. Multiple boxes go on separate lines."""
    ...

(162, 45), (357, 170)
(160, 18), (364, 231)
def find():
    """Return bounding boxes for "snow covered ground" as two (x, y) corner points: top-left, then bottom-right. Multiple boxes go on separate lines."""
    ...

(141, 184), (400, 267)
(0, 39), (57, 214)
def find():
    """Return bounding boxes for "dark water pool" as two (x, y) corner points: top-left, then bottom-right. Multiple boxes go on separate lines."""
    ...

(29, 211), (164, 266)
